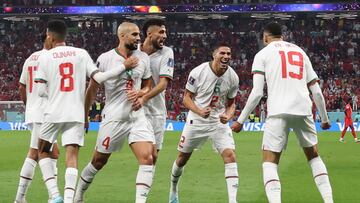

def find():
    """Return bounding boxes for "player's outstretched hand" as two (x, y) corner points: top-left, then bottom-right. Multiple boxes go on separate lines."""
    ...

(199, 107), (211, 118)
(124, 56), (139, 70)
(231, 121), (243, 133)
(321, 122), (331, 130)
(132, 97), (144, 111)
(126, 89), (138, 102)
(219, 113), (231, 124)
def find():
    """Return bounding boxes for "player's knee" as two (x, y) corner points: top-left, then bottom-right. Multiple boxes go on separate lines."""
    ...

(27, 149), (39, 161)
(222, 149), (236, 163)
(140, 153), (153, 165)
(91, 157), (108, 170)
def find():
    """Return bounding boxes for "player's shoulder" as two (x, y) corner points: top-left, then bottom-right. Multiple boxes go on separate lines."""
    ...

(97, 48), (116, 61)
(134, 49), (149, 59)
(226, 66), (239, 79)
(160, 45), (174, 55)
(192, 62), (208, 72)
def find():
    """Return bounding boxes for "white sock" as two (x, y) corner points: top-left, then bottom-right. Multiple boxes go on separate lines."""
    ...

(170, 161), (184, 193)
(225, 163), (239, 203)
(15, 158), (37, 201)
(64, 167), (78, 203)
(135, 165), (154, 203)
(51, 159), (58, 183)
(39, 158), (60, 199)
(75, 163), (98, 201)
(309, 157), (333, 203)
(263, 162), (281, 203)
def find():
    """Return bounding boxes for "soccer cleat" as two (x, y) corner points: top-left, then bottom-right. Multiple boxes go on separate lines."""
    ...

(339, 138), (344, 143)
(49, 196), (63, 203)
(169, 191), (179, 203)
(355, 138), (360, 143)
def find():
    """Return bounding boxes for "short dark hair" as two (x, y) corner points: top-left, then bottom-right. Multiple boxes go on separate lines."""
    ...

(264, 22), (282, 37)
(41, 32), (47, 43)
(142, 19), (166, 37)
(213, 42), (231, 51)
(47, 20), (67, 41)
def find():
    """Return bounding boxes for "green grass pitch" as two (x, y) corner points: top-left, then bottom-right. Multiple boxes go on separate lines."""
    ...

(0, 130), (359, 203)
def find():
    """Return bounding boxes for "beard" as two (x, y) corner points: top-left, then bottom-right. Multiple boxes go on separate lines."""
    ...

(125, 42), (138, 50)
(152, 38), (163, 50)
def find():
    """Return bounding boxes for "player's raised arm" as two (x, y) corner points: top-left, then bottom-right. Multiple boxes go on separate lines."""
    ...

(231, 73), (265, 132)
(91, 55), (139, 85)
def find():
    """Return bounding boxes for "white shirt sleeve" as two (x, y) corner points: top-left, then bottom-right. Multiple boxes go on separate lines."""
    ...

(304, 55), (318, 83)
(185, 70), (198, 93)
(237, 74), (265, 124)
(251, 52), (265, 74)
(142, 54), (152, 79)
(35, 54), (49, 83)
(159, 48), (174, 79)
(19, 59), (28, 85)
(83, 50), (99, 78)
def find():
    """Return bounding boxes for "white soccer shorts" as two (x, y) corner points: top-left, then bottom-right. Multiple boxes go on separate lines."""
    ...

(146, 115), (166, 150)
(96, 117), (155, 154)
(28, 123), (57, 149)
(177, 122), (235, 154)
(262, 115), (318, 152)
(39, 122), (84, 147)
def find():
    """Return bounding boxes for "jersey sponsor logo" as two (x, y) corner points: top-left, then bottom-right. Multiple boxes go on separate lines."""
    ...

(167, 58), (174, 67)
(188, 76), (195, 85)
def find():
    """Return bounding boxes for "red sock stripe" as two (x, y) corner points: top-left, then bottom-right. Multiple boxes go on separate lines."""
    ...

(44, 177), (55, 183)
(136, 183), (151, 188)
(225, 176), (239, 179)
(20, 176), (32, 181)
(80, 176), (91, 184)
(314, 173), (328, 179)
(264, 179), (279, 188)
(64, 187), (75, 191)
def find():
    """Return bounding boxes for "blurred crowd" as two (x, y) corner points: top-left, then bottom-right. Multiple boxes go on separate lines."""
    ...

(0, 17), (359, 121)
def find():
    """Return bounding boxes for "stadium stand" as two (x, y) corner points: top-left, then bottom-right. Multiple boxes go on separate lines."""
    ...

(0, 17), (359, 120)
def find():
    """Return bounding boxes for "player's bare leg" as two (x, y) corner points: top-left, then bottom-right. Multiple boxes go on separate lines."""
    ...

(63, 144), (79, 203)
(303, 145), (333, 203)
(130, 141), (155, 203)
(38, 139), (62, 203)
(169, 151), (192, 203)
(221, 149), (238, 203)
(262, 150), (282, 203)
(74, 151), (111, 203)
(348, 125), (358, 142)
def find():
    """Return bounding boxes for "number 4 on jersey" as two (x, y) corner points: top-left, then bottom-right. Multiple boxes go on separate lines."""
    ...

(279, 51), (304, 80)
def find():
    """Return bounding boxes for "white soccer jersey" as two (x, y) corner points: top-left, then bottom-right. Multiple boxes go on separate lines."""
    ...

(144, 46), (174, 116)
(19, 49), (47, 124)
(252, 41), (318, 117)
(97, 48), (151, 122)
(185, 62), (239, 123)
(35, 46), (98, 123)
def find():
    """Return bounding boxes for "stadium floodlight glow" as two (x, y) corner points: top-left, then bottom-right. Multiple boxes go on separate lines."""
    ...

(1, 3), (359, 15)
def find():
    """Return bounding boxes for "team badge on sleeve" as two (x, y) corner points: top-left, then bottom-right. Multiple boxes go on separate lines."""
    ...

(167, 58), (174, 67)
(188, 76), (195, 85)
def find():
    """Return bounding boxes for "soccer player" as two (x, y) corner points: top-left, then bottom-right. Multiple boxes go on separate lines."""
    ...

(35, 20), (135, 203)
(339, 98), (358, 142)
(15, 34), (60, 203)
(231, 22), (333, 203)
(168, 44), (239, 203)
(135, 19), (174, 167)
(74, 22), (155, 203)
